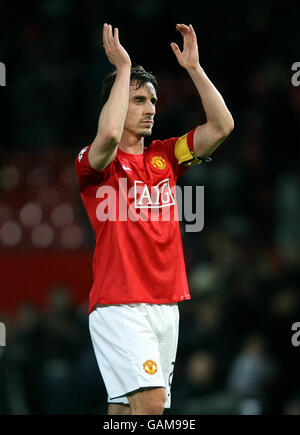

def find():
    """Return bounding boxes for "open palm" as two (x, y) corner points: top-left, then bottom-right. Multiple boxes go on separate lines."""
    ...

(170, 24), (200, 70)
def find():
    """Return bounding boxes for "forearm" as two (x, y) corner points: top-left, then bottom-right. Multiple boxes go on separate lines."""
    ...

(97, 65), (131, 144)
(187, 65), (234, 134)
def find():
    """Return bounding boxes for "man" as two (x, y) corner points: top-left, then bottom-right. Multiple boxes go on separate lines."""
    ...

(75, 23), (234, 415)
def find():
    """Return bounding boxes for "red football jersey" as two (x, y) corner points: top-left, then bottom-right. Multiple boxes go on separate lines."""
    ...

(75, 130), (196, 314)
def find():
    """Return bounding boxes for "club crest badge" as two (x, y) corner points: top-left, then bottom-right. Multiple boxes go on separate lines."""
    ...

(143, 359), (158, 375)
(151, 156), (166, 170)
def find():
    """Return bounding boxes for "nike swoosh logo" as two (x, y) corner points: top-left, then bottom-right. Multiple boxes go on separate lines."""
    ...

(122, 165), (132, 171)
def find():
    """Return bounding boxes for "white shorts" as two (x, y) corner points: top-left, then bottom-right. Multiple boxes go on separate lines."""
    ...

(89, 303), (179, 409)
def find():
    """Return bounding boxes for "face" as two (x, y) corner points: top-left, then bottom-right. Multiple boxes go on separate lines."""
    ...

(123, 81), (157, 138)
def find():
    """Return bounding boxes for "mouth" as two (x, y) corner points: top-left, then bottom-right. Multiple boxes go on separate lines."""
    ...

(141, 121), (153, 127)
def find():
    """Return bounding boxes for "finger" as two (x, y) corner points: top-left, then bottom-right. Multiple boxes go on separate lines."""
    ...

(189, 24), (197, 41)
(103, 23), (110, 47)
(176, 24), (188, 47)
(182, 23), (194, 41)
(180, 24), (195, 49)
(107, 24), (113, 45)
(181, 24), (194, 43)
(177, 23), (189, 34)
(176, 24), (185, 33)
(114, 27), (120, 44)
(176, 24), (185, 35)
(103, 23), (110, 48)
(170, 42), (181, 58)
(181, 24), (190, 32)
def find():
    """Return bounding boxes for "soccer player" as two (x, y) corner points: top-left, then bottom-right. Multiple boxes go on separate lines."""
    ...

(75, 23), (234, 415)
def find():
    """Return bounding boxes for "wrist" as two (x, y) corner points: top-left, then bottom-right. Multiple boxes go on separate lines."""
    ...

(186, 63), (204, 75)
(116, 63), (132, 72)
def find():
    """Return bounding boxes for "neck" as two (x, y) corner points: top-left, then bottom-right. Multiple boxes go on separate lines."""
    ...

(118, 131), (144, 155)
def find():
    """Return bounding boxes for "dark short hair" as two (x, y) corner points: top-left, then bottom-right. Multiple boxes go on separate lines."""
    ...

(101, 64), (158, 105)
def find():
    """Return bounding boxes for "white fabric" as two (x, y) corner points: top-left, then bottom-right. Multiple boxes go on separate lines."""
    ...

(89, 303), (179, 408)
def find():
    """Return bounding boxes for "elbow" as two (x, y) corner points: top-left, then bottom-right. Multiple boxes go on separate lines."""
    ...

(110, 126), (125, 144)
(97, 122), (123, 146)
(217, 116), (234, 140)
(227, 115), (235, 134)
(225, 114), (235, 135)
(99, 130), (120, 149)
(107, 131), (121, 146)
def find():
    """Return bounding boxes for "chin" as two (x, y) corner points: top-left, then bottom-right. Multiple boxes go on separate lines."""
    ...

(140, 128), (152, 137)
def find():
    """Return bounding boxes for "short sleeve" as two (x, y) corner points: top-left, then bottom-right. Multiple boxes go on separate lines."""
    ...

(162, 128), (198, 180)
(74, 144), (106, 194)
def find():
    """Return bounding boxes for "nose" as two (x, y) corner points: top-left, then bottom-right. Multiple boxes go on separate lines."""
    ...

(144, 99), (155, 116)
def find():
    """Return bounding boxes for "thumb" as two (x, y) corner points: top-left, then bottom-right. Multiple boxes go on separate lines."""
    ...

(170, 42), (181, 58)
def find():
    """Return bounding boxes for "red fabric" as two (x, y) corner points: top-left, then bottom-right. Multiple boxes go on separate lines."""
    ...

(75, 133), (195, 314)
(187, 127), (197, 152)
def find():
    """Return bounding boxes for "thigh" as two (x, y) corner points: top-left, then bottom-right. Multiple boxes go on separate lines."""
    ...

(89, 304), (167, 402)
(145, 303), (179, 408)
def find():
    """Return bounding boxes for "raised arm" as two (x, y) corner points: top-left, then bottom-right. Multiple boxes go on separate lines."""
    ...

(89, 23), (131, 171)
(171, 24), (234, 158)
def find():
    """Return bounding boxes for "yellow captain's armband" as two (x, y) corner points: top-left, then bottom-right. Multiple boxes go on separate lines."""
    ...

(174, 134), (203, 167)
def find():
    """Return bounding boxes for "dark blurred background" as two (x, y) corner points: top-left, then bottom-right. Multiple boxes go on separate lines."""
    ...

(0, 0), (299, 415)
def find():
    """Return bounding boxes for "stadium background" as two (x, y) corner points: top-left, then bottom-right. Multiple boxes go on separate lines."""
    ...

(0, 0), (299, 415)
